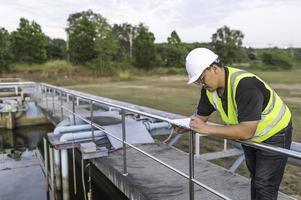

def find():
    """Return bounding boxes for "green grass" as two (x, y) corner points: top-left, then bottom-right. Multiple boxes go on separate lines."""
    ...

(247, 68), (301, 84)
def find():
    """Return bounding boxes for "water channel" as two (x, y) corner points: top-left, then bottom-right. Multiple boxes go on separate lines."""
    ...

(0, 125), (129, 200)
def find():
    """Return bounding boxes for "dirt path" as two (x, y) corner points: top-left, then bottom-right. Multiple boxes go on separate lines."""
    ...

(271, 83), (301, 91)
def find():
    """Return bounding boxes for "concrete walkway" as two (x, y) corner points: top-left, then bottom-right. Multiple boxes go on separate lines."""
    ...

(93, 142), (294, 200)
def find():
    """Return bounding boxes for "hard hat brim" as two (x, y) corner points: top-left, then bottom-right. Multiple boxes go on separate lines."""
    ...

(187, 72), (202, 84)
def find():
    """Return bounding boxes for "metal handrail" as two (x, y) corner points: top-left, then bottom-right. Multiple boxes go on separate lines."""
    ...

(6, 82), (300, 199)
(39, 83), (231, 199)
(40, 83), (178, 121)
(0, 82), (301, 199)
(0, 81), (36, 86)
(60, 102), (230, 199)
(39, 83), (301, 160)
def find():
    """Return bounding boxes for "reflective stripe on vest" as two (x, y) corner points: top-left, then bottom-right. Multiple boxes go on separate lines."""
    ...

(207, 67), (291, 142)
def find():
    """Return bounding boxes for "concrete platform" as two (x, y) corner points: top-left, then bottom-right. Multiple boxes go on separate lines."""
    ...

(0, 150), (46, 200)
(92, 142), (294, 200)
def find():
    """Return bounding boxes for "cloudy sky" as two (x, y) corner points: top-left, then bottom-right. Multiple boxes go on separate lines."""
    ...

(1, 0), (300, 47)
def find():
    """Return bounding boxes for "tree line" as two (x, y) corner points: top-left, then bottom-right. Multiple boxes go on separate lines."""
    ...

(1, 9), (300, 73)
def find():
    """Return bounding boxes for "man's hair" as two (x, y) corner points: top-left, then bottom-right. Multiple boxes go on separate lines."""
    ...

(211, 58), (224, 68)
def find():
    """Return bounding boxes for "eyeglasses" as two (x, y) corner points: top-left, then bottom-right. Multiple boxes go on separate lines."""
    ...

(194, 66), (212, 86)
(194, 71), (206, 86)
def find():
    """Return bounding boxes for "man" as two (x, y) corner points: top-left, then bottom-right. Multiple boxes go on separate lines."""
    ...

(184, 48), (292, 200)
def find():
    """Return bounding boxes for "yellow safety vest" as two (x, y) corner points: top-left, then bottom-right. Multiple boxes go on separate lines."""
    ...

(206, 67), (291, 142)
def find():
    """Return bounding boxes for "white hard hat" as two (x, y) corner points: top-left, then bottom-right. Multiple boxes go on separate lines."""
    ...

(185, 48), (218, 84)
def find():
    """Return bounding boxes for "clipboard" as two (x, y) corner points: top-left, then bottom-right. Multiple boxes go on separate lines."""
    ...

(169, 118), (191, 129)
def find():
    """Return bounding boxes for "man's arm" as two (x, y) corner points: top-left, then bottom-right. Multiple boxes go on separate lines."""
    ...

(190, 116), (259, 140)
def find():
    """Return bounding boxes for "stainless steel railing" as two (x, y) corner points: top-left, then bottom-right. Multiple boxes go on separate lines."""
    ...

(5, 81), (301, 199)
(38, 83), (232, 199)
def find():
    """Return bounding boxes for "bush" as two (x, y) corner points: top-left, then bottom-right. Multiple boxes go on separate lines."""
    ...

(261, 51), (293, 70)
(111, 70), (133, 81)
(12, 60), (76, 79)
(86, 59), (134, 77)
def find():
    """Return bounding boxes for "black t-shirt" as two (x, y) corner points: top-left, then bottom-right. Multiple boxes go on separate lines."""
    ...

(197, 67), (270, 122)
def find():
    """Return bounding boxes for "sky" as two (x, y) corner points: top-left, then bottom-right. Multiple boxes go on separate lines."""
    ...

(0, 0), (300, 48)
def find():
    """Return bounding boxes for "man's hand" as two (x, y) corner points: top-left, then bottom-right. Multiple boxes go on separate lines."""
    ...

(172, 114), (209, 134)
(189, 115), (209, 134)
(172, 125), (189, 134)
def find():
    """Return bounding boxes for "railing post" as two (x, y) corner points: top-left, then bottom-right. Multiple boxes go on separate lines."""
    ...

(49, 146), (55, 200)
(76, 97), (80, 106)
(90, 100), (95, 142)
(224, 139), (228, 151)
(15, 86), (18, 95)
(72, 95), (76, 125)
(41, 86), (44, 105)
(189, 131), (195, 200)
(43, 138), (49, 195)
(38, 84), (41, 103)
(195, 133), (200, 158)
(52, 89), (55, 115)
(71, 95), (77, 194)
(121, 109), (128, 176)
(60, 91), (64, 121)
(46, 87), (49, 111)
(43, 86), (45, 104)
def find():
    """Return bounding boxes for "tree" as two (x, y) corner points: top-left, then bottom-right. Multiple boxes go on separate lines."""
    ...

(167, 30), (181, 45)
(261, 50), (293, 70)
(165, 31), (186, 67)
(246, 47), (257, 61)
(67, 16), (97, 63)
(0, 27), (12, 70)
(46, 38), (66, 60)
(10, 18), (47, 63)
(66, 10), (117, 64)
(133, 24), (156, 69)
(211, 26), (247, 64)
(112, 23), (137, 62)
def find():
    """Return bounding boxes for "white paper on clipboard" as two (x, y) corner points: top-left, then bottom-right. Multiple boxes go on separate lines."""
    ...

(170, 118), (191, 129)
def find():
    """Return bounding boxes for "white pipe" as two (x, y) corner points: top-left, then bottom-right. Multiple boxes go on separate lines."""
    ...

(54, 124), (92, 135)
(61, 149), (69, 200)
(144, 122), (171, 131)
(60, 131), (105, 142)
(53, 124), (93, 193)
(59, 130), (105, 200)
(54, 150), (61, 191)
(49, 147), (55, 200)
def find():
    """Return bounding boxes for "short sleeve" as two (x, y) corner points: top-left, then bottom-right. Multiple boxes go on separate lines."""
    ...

(197, 88), (215, 116)
(236, 89), (263, 122)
